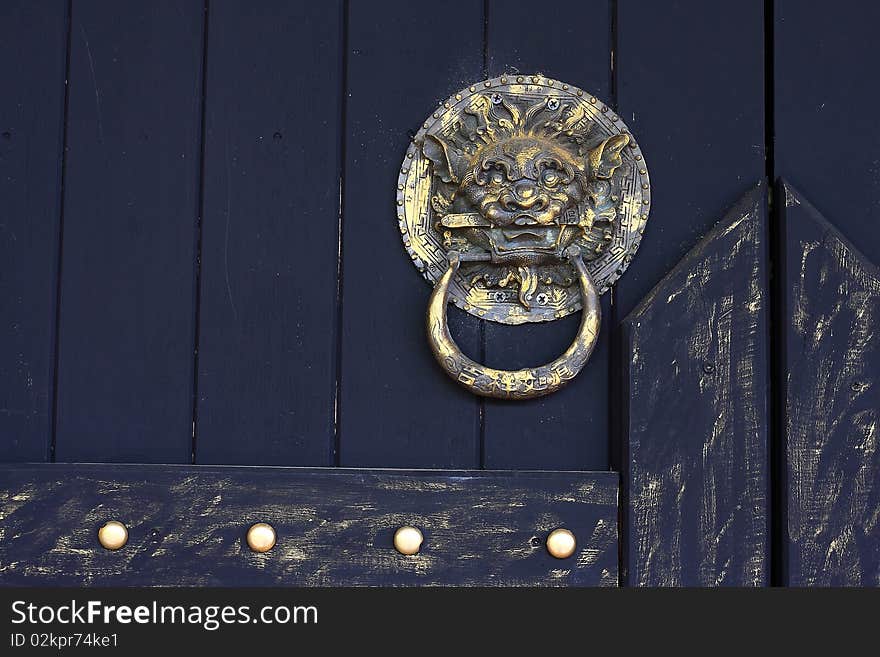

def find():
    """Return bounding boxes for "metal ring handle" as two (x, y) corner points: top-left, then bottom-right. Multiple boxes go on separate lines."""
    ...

(426, 247), (601, 400)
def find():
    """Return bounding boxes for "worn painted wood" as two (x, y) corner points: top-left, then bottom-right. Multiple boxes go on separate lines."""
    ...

(775, 2), (880, 586)
(0, 464), (618, 587)
(54, 1), (204, 462)
(195, 1), (342, 465)
(481, 0), (611, 471)
(615, 0), (765, 584)
(780, 182), (880, 586)
(339, 1), (483, 468)
(0, 1), (67, 461)
(623, 184), (769, 586)
(615, 0), (765, 321)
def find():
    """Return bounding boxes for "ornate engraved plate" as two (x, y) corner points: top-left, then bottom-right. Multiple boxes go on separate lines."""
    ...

(397, 74), (650, 325)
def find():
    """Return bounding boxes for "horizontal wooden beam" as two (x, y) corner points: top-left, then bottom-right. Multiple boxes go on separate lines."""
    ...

(0, 464), (618, 586)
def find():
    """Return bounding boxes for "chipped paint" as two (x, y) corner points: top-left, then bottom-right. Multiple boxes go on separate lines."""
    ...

(783, 182), (880, 586)
(0, 465), (618, 587)
(624, 184), (769, 586)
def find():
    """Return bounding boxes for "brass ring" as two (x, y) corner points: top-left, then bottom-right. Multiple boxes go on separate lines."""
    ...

(426, 247), (601, 400)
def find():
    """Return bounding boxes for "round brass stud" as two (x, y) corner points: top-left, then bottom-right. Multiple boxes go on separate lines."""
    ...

(546, 528), (576, 559)
(97, 520), (128, 551)
(246, 522), (277, 553)
(393, 525), (423, 555)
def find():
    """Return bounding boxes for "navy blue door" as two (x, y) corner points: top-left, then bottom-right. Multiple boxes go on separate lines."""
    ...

(1, 1), (877, 586)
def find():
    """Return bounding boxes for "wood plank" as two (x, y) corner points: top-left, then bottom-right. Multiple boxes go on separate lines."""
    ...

(339, 0), (483, 467)
(775, 1), (880, 587)
(774, 0), (880, 260)
(54, 1), (204, 462)
(0, 464), (618, 587)
(780, 182), (880, 586)
(616, 0), (766, 585)
(623, 185), (769, 586)
(0, 1), (68, 461)
(615, 0), (765, 319)
(482, 0), (612, 470)
(195, 1), (342, 465)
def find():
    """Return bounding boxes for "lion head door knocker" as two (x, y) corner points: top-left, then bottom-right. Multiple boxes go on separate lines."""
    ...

(397, 75), (650, 399)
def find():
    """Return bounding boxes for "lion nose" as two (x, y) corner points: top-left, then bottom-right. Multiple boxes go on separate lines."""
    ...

(502, 181), (548, 213)
(514, 180), (538, 201)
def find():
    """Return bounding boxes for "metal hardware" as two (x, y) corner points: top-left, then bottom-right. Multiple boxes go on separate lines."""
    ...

(428, 247), (599, 399)
(393, 526), (423, 555)
(246, 522), (276, 553)
(97, 520), (128, 550)
(546, 528), (576, 559)
(398, 75), (649, 398)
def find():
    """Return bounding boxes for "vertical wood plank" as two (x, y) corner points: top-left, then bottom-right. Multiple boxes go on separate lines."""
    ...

(623, 185), (769, 586)
(780, 182), (880, 586)
(0, 1), (68, 461)
(774, 0), (880, 260)
(195, 1), (342, 465)
(482, 0), (612, 470)
(616, 0), (766, 584)
(339, 0), (483, 468)
(54, 1), (204, 462)
(615, 0), (765, 319)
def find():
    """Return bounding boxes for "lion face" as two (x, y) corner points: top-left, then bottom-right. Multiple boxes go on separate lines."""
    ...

(457, 137), (587, 266)
(420, 92), (630, 309)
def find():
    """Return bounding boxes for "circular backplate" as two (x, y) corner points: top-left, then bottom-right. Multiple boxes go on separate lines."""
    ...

(397, 74), (650, 324)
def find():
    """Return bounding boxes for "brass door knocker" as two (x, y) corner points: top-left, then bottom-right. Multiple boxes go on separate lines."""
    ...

(398, 75), (650, 399)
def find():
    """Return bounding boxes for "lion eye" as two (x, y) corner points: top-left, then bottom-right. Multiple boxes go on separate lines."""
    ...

(541, 168), (560, 187)
(489, 168), (505, 184)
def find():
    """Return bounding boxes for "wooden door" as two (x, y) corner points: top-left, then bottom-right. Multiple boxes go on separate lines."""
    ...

(1, 0), (877, 586)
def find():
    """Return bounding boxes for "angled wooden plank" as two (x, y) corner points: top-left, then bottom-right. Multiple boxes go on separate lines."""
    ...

(482, 0), (611, 470)
(0, 464), (618, 587)
(195, 1), (342, 465)
(0, 1), (67, 461)
(780, 182), (880, 586)
(54, 1), (204, 462)
(623, 184), (769, 586)
(339, 1), (483, 468)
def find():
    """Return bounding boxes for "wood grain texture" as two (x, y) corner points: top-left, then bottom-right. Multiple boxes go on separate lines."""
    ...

(54, 1), (204, 462)
(0, 1), (67, 461)
(195, 1), (342, 465)
(482, 0), (611, 470)
(338, 0), (483, 468)
(781, 182), (880, 586)
(623, 184), (769, 586)
(0, 464), (618, 587)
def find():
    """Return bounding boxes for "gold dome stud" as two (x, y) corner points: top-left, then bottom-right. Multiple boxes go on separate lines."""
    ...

(246, 522), (276, 553)
(97, 520), (128, 551)
(546, 528), (576, 559)
(393, 526), (423, 555)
